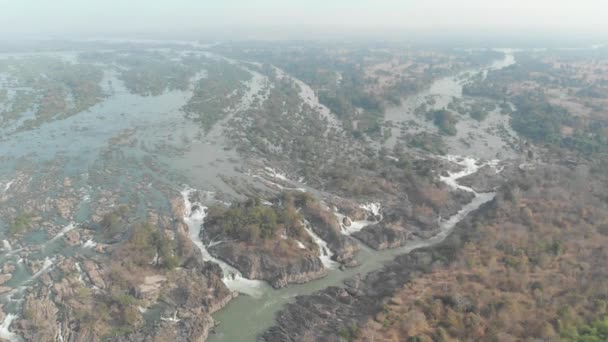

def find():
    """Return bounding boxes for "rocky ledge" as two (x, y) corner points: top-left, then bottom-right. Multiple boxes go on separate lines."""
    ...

(210, 242), (327, 288)
(259, 196), (495, 342)
(352, 185), (475, 251)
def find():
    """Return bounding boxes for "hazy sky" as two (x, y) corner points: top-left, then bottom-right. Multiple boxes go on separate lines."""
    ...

(1, 0), (607, 38)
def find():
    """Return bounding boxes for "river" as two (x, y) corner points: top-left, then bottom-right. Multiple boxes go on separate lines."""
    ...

(207, 156), (498, 341)
(206, 50), (516, 342)
(0, 47), (514, 340)
(383, 50), (518, 159)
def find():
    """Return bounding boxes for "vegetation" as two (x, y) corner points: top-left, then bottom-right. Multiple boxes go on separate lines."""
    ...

(183, 60), (252, 132)
(122, 223), (179, 269)
(356, 160), (608, 342)
(210, 42), (495, 140)
(8, 211), (35, 236)
(0, 56), (105, 132)
(205, 194), (309, 243)
(510, 94), (571, 144)
(117, 52), (202, 96)
(405, 132), (447, 154)
(462, 53), (608, 155)
(427, 109), (457, 135)
(99, 205), (131, 241)
(562, 316), (608, 341)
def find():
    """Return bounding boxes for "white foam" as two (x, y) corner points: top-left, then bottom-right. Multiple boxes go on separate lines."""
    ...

(335, 202), (382, 236)
(361, 202), (382, 218)
(181, 187), (265, 297)
(303, 220), (338, 269)
(75, 262), (85, 284)
(29, 257), (55, 281)
(248, 173), (306, 193)
(3, 181), (13, 192)
(264, 167), (289, 182)
(56, 324), (64, 342)
(49, 222), (76, 243)
(438, 155), (503, 192)
(438, 155), (480, 192)
(0, 313), (19, 342)
(82, 239), (97, 249)
(160, 311), (180, 323)
(2, 240), (12, 252)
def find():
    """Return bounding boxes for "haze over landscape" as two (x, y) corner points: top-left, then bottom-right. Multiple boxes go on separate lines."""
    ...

(0, 2), (608, 342)
(2, 1), (608, 39)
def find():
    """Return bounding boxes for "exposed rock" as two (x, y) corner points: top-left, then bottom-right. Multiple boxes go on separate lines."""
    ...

(354, 222), (414, 250)
(301, 203), (360, 264)
(15, 294), (59, 342)
(211, 242), (327, 288)
(458, 164), (508, 193)
(115, 262), (235, 342)
(94, 243), (108, 253)
(260, 196), (497, 342)
(64, 230), (80, 246)
(3, 263), (15, 274)
(55, 197), (75, 219)
(171, 195), (186, 218)
(0, 274), (12, 285)
(81, 260), (106, 289)
(137, 275), (167, 304)
(342, 216), (352, 227)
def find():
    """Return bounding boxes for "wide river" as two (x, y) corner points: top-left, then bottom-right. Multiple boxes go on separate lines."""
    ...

(0, 48), (515, 341)
(207, 51), (516, 341)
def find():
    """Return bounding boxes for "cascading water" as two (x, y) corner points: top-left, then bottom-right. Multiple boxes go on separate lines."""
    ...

(335, 202), (383, 236)
(302, 220), (338, 269)
(82, 239), (97, 249)
(49, 222), (76, 243)
(181, 188), (266, 297)
(0, 314), (19, 342)
(438, 155), (500, 192)
(208, 156), (500, 342)
(2, 240), (11, 252)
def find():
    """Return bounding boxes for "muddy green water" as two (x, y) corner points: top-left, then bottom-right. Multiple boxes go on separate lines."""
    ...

(208, 51), (516, 342)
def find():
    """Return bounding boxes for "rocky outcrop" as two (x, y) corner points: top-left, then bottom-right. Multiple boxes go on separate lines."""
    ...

(354, 222), (414, 250)
(116, 262), (234, 342)
(15, 294), (59, 342)
(210, 242), (327, 288)
(301, 203), (360, 265)
(352, 205), (434, 250)
(458, 162), (516, 193)
(116, 314), (215, 342)
(55, 197), (76, 220)
(81, 259), (106, 289)
(260, 197), (496, 342)
(259, 251), (426, 342)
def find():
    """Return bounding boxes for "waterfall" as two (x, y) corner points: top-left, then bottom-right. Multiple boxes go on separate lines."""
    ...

(49, 222), (76, 243)
(181, 188), (265, 297)
(0, 314), (20, 342)
(82, 239), (97, 249)
(335, 202), (383, 236)
(303, 220), (338, 269)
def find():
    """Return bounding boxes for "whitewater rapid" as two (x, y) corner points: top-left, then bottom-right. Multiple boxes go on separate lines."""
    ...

(49, 222), (76, 243)
(334, 202), (383, 236)
(0, 314), (19, 342)
(181, 188), (266, 297)
(303, 220), (338, 269)
(439, 155), (500, 193)
(208, 155), (499, 342)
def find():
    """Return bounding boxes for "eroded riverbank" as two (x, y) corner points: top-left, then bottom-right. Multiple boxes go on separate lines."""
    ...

(208, 155), (499, 341)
